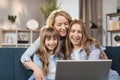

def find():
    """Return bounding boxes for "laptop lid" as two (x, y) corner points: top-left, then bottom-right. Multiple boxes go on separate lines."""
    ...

(55, 60), (112, 80)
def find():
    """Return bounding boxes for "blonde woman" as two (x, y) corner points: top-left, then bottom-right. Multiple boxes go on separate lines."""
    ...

(21, 10), (72, 80)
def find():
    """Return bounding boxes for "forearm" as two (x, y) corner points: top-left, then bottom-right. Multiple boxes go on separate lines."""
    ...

(23, 61), (40, 71)
(24, 61), (45, 80)
(21, 37), (40, 63)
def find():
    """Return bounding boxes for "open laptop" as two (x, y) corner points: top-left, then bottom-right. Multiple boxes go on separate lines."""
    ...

(55, 60), (112, 80)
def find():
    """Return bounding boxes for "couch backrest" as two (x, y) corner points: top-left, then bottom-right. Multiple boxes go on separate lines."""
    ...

(0, 47), (120, 80)
(105, 46), (120, 75)
(0, 48), (32, 80)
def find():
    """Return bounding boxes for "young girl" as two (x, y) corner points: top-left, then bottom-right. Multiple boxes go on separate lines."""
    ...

(28, 27), (62, 80)
(65, 19), (120, 80)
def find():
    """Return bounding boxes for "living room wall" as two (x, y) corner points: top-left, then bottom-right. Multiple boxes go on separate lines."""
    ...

(0, 0), (44, 30)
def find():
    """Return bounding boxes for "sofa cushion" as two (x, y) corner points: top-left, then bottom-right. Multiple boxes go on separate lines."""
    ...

(0, 48), (15, 80)
(15, 48), (32, 80)
(0, 48), (32, 80)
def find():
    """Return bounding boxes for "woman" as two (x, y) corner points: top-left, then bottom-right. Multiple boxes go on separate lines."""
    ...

(21, 9), (72, 80)
(65, 19), (120, 80)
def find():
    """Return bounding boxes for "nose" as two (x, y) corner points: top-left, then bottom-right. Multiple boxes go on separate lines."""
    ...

(61, 24), (66, 30)
(50, 39), (54, 44)
(74, 32), (79, 37)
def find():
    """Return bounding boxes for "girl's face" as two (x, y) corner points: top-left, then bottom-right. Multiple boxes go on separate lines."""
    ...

(54, 15), (69, 37)
(69, 23), (82, 48)
(45, 36), (58, 52)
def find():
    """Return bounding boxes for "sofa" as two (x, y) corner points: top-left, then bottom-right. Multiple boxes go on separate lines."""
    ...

(104, 46), (120, 75)
(0, 47), (120, 80)
(0, 48), (32, 80)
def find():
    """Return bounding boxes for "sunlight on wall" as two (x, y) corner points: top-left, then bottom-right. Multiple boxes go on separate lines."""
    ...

(11, 0), (27, 25)
(0, 0), (8, 9)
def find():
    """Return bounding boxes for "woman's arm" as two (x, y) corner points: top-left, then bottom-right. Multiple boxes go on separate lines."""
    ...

(24, 61), (45, 80)
(21, 37), (45, 80)
(21, 37), (40, 63)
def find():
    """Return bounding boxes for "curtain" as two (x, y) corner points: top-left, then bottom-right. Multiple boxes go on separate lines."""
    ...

(79, 0), (103, 44)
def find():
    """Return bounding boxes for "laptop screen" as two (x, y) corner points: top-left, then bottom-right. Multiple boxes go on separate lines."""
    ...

(55, 60), (112, 80)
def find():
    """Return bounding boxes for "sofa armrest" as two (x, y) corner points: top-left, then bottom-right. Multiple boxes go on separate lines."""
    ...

(104, 46), (120, 75)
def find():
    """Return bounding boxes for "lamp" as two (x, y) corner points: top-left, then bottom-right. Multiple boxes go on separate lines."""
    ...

(90, 23), (98, 29)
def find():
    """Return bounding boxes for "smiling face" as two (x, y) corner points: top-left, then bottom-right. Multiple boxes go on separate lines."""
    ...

(69, 23), (82, 48)
(45, 36), (58, 52)
(54, 15), (69, 37)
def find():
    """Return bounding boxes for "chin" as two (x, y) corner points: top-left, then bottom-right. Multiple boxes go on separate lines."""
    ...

(60, 34), (66, 37)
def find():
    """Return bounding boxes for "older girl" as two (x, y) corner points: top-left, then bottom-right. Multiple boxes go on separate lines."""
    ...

(65, 19), (120, 80)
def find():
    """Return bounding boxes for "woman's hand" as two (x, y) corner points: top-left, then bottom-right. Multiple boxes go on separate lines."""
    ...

(23, 61), (46, 80)
(33, 65), (46, 80)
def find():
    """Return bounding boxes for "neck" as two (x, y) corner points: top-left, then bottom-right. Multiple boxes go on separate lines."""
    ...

(73, 45), (81, 50)
(60, 36), (66, 41)
(48, 50), (54, 55)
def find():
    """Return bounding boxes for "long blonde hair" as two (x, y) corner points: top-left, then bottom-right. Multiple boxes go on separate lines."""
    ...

(46, 9), (72, 27)
(37, 27), (61, 75)
(65, 19), (107, 60)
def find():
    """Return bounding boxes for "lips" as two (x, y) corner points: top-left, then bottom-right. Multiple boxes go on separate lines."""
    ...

(71, 36), (80, 44)
(48, 44), (56, 50)
(59, 30), (66, 36)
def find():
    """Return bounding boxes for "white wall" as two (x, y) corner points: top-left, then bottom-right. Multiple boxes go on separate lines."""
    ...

(0, 0), (79, 30)
(0, 0), (44, 30)
(102, 0), (118, 46)
(57, 0), (79, 19)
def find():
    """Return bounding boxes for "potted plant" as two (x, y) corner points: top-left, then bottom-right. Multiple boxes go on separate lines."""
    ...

(8, 15), (17, 29)
(8, 15), (17, 23)
(40, 0), (61, 20)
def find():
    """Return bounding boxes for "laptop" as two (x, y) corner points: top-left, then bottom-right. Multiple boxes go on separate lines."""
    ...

(55, 60), (112, 80)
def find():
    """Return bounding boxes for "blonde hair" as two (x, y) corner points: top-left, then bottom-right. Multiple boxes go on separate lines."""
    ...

(37, 27), (61, 75)
(46, 9), (72, 27)
(65, 19), (105, 59)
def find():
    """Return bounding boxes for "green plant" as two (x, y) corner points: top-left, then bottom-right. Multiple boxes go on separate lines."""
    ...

(8, 15), (17, 23)
(40, 0), (61, 20)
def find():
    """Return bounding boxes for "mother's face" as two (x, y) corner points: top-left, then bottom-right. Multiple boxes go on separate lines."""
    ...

(54, 15), (69, 37)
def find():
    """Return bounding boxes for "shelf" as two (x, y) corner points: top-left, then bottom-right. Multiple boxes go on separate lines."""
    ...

(108, 30), (120, 32)
(106, 13), (120, 17)
(0, 29), (40, 47)
(2, 29), (40, 32)
(1, 43), (16, 45)
(106, 13), (120, 46)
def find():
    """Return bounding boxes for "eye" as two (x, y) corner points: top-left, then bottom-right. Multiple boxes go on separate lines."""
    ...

(78, 30), (82, 33)
(53, 37), (57, 40)
(64, 22), (69, 25)
(57, 23), (62, 26)
(70, 29), (75, 33)
(46, 37), (50, 41)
